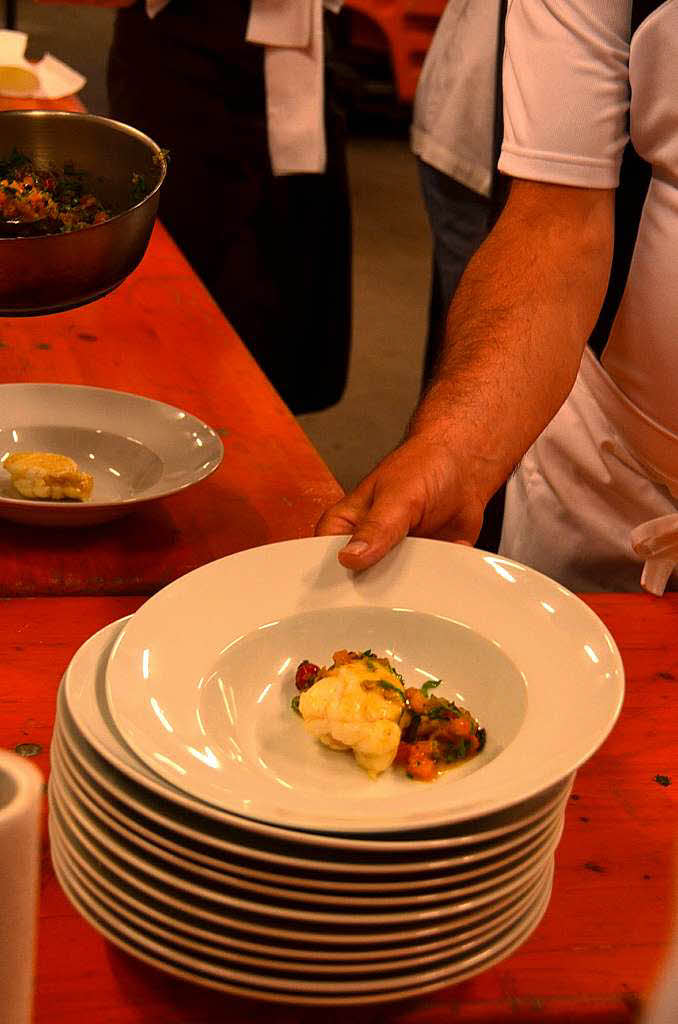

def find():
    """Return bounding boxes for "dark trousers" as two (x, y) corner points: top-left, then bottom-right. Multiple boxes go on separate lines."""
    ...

(108, 0), (352, 414)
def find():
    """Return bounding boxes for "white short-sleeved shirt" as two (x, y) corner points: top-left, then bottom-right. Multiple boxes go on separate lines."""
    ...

(411, 0), (503, 198)
(498, 0), (678, 436)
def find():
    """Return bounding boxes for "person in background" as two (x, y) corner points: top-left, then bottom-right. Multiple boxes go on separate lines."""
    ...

(37, 0), (352, 415)
(411, 0), (509, 551)
(317, 0), (678, 596)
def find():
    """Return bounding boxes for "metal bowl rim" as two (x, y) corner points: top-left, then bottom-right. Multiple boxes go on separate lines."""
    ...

(0, 108), (168, 239)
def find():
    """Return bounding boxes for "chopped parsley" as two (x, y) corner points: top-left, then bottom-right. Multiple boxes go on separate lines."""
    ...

(421, 678), (442, 697)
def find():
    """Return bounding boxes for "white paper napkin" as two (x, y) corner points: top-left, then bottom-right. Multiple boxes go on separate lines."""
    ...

(0, 30), (85, 100)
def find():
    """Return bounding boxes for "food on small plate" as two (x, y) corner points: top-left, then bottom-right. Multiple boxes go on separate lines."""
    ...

(3, 451), (94, 501)
(292, 649), (485, 781)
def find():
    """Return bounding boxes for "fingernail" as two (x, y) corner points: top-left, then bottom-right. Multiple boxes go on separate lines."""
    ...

(342, 539), (369, 556)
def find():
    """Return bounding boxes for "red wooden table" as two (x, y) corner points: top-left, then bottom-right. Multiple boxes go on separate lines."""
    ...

(0, 219), (343, 596)
(1, 591), (675, 1023)
(0, 98), (342, 597)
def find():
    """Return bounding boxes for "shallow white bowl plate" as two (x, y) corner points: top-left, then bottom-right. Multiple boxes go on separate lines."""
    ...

(49, 807), (554, 1006)
(49, 757), (563, 922)
(0, 382), (223, 526)
(53, 722), (568, 892)
(50, 837), (543, 976)
(62, 617), (573, 860)
(106, 537), (624, 833)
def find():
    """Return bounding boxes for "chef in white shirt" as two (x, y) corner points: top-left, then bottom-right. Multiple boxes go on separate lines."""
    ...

(317, 0), (678, 596)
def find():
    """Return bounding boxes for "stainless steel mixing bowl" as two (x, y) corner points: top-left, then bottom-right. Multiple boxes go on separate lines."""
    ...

(0, 109), (167, 316)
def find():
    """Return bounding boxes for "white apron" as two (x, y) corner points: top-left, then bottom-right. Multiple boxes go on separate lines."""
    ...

(500, 346), (678, 594)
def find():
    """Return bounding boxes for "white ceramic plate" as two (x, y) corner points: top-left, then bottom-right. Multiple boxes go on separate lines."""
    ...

(49, 795), (552, 962)
(61, 616), (575, 858)
(50, 749), (564, 913)
(106, 536), (624, 832)
(48, 785), (554, 948)
(49, 798), (547, 965)
(53, 727), (567, 895)
(56, 709), (570, 879)
(49, 774), (559, 930)
(49, 815), (553, 1005)
(50, 832), (544, 975)
(0, 382), (223, 525)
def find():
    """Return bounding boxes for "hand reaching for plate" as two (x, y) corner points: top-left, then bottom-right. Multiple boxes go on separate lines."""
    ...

(315, 434), (486, 570)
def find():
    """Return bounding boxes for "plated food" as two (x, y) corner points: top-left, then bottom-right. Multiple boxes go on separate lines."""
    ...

(2, 451), (93, 501)
(103, 536), (623, 832)
(293, 650), (486, 781)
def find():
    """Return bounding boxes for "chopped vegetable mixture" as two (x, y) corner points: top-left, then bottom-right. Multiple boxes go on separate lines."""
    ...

(0, 148), (110, 234)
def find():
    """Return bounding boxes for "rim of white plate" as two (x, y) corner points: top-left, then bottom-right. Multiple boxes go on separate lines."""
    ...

(61, 614), (576, 853)
(104, 536), (625, 832)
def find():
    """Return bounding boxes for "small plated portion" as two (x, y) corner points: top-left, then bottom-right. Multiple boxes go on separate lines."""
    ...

(294, 650), (485, 782)
(3, 451), (93, 501)
(0, 383), (223, 526)
(62, 616), (575, 861)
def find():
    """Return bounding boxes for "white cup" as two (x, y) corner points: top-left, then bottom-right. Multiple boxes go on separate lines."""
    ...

(0, 749), (43, 1024)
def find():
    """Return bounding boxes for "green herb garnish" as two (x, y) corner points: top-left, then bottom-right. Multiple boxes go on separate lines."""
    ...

(376, 679), (405, 700)
(0, 147), (28, 179)
(130, 172), (149, 204)
(421, 678), (442, 697)
(427, 706), (452, 720)
(443, 738), (470, 762)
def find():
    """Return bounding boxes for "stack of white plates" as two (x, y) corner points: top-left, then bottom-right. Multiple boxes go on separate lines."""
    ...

(49, 537), (625, 1006)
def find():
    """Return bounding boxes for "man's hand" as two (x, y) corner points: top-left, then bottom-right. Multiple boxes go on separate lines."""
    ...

(315, 434), (485, 570)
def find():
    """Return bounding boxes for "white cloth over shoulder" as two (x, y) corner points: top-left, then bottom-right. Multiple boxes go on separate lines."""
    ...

(246, 0), (326, 174)
(411, 0), (503, 197)
(145, 0), (339, 175)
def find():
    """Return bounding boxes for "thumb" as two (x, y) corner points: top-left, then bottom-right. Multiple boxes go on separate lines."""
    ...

(336, 499), (414, 570)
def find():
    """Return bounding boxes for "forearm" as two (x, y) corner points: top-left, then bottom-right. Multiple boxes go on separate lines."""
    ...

(410, 179), (615, 503)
